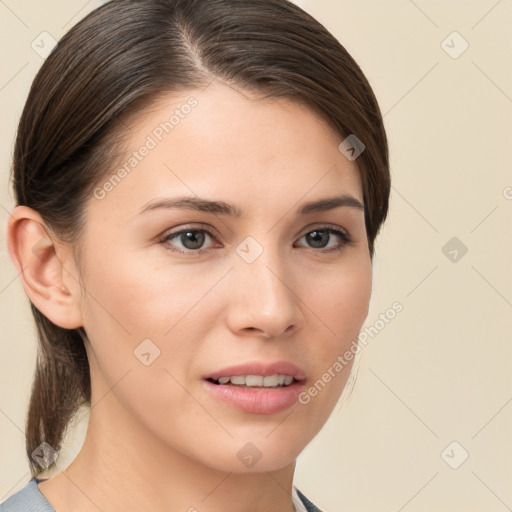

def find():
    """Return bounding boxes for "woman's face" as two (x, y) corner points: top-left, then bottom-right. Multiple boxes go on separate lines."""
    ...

(73, 81), (372, 472)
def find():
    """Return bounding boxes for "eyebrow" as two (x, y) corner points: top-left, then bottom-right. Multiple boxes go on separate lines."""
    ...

(138, 194), (364, 216)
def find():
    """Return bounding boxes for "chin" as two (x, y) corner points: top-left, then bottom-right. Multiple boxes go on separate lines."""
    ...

(194, 432), (307, 474)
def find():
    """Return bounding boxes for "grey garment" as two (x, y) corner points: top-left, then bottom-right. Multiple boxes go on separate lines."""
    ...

(0, 477), (324, 512)
(0, 479), (55, 512)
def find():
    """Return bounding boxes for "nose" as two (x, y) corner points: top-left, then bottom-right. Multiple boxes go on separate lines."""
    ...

(225, 244), (305, 339)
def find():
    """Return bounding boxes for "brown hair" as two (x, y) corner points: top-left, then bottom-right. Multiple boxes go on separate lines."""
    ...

(11, 0), (390, 477)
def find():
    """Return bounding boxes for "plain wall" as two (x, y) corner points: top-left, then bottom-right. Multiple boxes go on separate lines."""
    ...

(1, 1), (511, 510)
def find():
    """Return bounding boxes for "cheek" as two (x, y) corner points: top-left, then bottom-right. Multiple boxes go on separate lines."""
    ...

(77, 249), (219, 427)
(78, 248), (229, 384)
(80, 245), (217, 333)
(311, 257), (372, 347)
(300, 258), (371, 407)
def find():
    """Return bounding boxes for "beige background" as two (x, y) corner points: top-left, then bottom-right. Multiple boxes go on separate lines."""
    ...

(1, 0), (511, 510)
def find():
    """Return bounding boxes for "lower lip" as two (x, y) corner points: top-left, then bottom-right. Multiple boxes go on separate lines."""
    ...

(202, 379), (305, 414)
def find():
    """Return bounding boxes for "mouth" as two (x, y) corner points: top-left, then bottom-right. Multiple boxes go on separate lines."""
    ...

(202, 361), (307, 414)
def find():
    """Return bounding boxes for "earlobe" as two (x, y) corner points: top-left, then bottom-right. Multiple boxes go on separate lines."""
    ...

(7, 205), (83, 329)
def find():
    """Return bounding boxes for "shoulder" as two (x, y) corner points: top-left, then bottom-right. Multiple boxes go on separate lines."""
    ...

(0, 478), (55, 512)
(294, 487), (325, 512)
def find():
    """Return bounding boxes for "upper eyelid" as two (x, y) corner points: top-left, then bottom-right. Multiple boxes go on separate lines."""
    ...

(160, 224), (219, 241)
(162, 223), (349, 236)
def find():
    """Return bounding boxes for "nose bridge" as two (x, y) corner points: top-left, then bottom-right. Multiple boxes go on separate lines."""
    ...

(228, 236), (303, 336)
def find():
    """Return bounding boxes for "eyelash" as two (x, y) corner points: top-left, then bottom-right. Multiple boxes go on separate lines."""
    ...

(159, 224), (353, 255)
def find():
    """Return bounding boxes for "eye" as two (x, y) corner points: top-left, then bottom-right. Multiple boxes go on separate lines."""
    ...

(160, 227), (218, 254)
(159, 224), (353, 255)
(295, 225), (353, 252)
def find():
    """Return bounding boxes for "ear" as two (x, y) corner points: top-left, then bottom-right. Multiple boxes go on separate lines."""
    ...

(7, 205), (83, 329)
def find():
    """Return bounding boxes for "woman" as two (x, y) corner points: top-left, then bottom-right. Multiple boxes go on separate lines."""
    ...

(1, 0), (389, 510)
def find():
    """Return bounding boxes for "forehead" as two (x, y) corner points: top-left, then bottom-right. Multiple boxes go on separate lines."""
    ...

(89, 81), (363, 218)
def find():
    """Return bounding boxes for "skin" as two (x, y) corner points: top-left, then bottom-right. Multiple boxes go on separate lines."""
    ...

(8, 81), (372, 512)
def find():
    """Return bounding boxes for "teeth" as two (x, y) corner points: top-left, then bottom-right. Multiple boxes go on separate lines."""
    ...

(246, 375), (264, 386)
(263, 375), (279, 387)
(214, 374), (295, 387)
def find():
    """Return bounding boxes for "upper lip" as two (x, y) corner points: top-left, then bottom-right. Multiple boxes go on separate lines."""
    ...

(204, 361), (306, 381)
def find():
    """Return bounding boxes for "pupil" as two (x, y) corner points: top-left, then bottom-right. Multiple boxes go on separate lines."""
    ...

(181, 231), (205, 249)
(307, 230), (328, 248)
